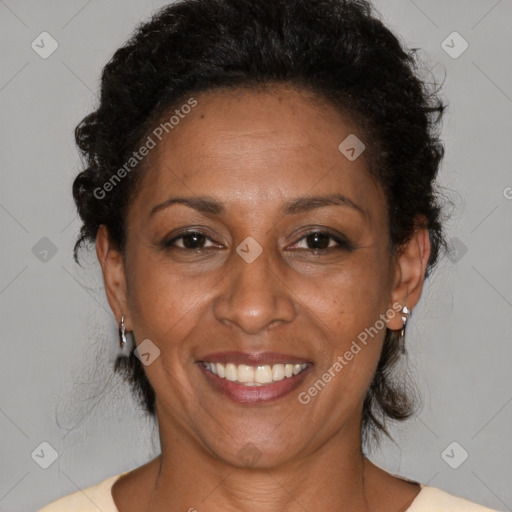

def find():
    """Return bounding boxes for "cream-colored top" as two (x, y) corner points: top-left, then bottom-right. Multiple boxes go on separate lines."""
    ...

(39, 472), (501, 511)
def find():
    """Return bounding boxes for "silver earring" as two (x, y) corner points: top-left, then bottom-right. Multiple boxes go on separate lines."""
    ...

(399, 306), (410, 354)
(119, 315), (127, 350)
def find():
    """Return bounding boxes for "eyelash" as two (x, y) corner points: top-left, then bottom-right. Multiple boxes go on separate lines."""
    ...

(163, 229), (353, 253)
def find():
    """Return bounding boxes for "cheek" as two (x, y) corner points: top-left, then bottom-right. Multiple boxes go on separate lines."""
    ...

(310, 250), (392, 380)
(124, 251), (199, 342)
(124, 255), (202, 394)
(313, 252), (391, 329)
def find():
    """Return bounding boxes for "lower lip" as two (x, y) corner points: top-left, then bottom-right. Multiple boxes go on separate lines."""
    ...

(197, 363), (312, 404)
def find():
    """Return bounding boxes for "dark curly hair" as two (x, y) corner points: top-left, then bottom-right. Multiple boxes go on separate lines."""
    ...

(72, 0), (446, 444)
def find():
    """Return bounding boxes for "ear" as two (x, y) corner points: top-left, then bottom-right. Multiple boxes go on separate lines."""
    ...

(96, 225), (131, 330)
(386, 220), (431, 330)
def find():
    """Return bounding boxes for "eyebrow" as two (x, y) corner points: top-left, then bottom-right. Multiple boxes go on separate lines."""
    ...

(149, 193), (366, 217)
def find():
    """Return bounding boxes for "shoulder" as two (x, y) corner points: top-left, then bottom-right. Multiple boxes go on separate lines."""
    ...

(38, 473), (126, 512)
(408, 485), (502, 512)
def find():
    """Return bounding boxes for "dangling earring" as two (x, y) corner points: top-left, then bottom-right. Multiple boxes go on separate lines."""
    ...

(119, 315), (128, 354)
(399, 306), (410, 354)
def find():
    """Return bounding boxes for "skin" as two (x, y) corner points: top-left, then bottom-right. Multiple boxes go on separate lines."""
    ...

(97, 85), (430, 512)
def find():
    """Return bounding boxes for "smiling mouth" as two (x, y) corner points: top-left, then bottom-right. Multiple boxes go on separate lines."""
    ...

(201, 362), (310, 386)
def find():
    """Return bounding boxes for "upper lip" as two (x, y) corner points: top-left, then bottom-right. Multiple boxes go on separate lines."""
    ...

(197, 351), (312, 366)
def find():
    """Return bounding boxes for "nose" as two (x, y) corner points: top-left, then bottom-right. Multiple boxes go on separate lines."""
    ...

(213, 246), (296, 335)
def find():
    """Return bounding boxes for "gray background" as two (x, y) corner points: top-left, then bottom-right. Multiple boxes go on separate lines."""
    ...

(0, 0), (511, 510)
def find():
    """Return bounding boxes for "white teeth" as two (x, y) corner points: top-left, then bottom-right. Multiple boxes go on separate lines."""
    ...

(272, 364), (285, 381)
(255, 365), (273, 384)
(225, 363), (237, 382)
(237, 365), (254, 383)
(202, 361), (308, 385)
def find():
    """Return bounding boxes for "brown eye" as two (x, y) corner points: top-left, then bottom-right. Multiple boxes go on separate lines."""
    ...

(305, 232), (331, 250)
(164, 231), (217, 250)
(289, 230), (353, 252)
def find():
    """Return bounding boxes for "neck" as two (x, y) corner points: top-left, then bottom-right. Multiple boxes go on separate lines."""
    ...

(147, 419), (371, 512)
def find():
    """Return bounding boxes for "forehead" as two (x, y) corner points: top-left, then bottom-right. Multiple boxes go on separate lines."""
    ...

(132, 85), (385, 218)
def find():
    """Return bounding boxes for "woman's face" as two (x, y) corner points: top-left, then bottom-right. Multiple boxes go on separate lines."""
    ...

(100, 85), (428, 467)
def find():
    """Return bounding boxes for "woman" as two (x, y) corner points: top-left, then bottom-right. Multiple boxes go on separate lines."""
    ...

(40, 0), (500, 510)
